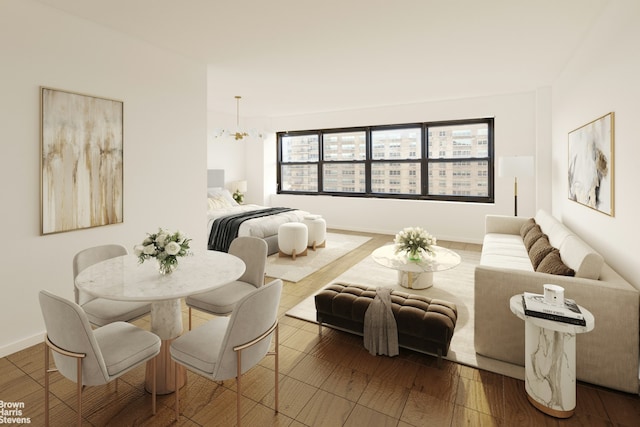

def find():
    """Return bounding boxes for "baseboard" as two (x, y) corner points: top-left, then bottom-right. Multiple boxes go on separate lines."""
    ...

(0, 331), (44, 358)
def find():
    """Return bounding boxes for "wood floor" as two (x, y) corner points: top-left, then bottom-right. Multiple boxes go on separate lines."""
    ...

(3, 230), (640, 426)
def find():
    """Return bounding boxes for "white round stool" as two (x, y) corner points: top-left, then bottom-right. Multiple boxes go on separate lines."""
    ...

(302, 215), (327, 250)
(278, 223), (308, 260)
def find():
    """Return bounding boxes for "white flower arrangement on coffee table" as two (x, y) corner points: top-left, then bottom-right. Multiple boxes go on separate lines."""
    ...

(394, 226), (436, 261)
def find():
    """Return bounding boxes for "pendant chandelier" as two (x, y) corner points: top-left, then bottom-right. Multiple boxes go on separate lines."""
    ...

(213, 96), (265, 141)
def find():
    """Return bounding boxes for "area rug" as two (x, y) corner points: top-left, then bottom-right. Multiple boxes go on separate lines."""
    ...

(265, 232), (371, 282)
(285, 246), (524, 380)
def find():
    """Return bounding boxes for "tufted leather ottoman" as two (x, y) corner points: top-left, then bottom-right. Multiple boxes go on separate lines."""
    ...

(314, 283), (457, 363)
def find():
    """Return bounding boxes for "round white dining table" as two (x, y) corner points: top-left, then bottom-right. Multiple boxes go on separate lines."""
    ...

(75, 250), (245, 394)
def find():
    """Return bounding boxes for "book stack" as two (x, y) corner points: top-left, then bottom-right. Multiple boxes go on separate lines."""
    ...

(521, 292), (586, 326)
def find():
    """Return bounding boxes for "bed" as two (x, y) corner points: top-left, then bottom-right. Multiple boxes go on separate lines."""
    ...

(206, 169), (309, 255)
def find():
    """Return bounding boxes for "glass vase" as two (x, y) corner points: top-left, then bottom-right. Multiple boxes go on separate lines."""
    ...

(158, 261), (176, 275)
(407, 249), (422, 261)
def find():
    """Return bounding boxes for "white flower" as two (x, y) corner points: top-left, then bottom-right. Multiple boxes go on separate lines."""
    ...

(135, 228), (191, 274)
(143, 244), (156, 255)
(133, 245), (144, 257)
(165, 241), (181, 256)
(155, 232), (168, 247)
(394, 226), (435, 256)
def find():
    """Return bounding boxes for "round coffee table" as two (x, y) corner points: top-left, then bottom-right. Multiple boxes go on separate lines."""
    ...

(371, 244), (461, 289)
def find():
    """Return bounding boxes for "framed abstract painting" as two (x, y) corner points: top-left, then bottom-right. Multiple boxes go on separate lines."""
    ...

(567, 112), (614, 216)
(41, 87), (124, 234)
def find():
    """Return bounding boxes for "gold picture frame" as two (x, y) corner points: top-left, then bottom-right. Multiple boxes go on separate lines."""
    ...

(41, 87), (124, 234)
(568, 112), (614, 216)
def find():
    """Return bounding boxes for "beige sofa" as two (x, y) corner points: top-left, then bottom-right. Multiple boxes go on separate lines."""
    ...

(474, 209), (639, 394)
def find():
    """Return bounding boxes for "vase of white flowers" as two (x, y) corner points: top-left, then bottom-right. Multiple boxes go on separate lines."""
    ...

(134, 228), (192, 275)
(394, 227), (436, 261)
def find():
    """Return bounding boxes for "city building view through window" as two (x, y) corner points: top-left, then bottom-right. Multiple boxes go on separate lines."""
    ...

(277, 118), (493, 203)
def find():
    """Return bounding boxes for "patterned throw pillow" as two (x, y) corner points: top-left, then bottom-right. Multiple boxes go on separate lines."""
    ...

(536, 249), (575, 276)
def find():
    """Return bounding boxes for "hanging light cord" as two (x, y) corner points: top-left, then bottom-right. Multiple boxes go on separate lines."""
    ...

(235, 96), (241, 127)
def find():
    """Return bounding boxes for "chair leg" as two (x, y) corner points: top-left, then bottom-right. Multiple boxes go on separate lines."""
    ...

(76, 357), (82, 427)
(174, 361), (180, 420)
(152, 356), (157, 415)
(274, 324), (279, 413)
(236, 350), (243, 427)
(44, 344), (49, 427)
(188, 307), (192, 331)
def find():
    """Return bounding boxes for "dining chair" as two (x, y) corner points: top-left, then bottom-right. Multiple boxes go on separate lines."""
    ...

(39, 290), (161, 427)
(186, 236), (267, 329)
(73, 244), (151, 326)
(171, 279), (283, 426)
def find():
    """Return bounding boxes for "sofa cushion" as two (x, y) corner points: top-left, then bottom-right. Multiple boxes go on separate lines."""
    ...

(535, 210), (572, 248)
(480, 234), (534, 271)
(519, 218), (537, 238)
(523, 225), (544, 251)
(559, 235), (604, 279)
(536, 249), (575, 276)
(528, 235), (554, 269)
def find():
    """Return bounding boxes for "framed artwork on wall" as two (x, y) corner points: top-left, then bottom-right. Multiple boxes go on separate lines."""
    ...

(568, 112), (614, 216)
(41, 87), (124, 235)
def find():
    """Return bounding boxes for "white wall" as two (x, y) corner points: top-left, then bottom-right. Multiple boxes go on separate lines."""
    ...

(0, 1), (208, 356)
(551, 0), (640, 290)
(255, 92), (543, 243)
(207, 109), (274, 205)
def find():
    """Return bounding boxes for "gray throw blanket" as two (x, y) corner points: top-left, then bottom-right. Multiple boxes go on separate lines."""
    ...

(363, 287), (399, 357)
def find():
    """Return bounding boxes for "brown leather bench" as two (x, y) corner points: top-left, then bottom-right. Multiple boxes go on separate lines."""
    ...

(314, 283), (457, 363)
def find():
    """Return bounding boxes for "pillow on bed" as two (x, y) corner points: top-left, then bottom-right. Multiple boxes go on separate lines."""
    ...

(208, 195), (234, 210)
(207, 187), (238, 206)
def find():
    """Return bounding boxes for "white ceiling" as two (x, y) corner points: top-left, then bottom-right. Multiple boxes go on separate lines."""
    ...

(37, 0), (608, 117)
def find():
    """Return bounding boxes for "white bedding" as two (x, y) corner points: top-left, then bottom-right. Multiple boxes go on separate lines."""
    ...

(207, 204), (309, 239)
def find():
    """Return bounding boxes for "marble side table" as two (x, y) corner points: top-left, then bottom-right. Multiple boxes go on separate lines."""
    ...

(510, 295), (595, 418)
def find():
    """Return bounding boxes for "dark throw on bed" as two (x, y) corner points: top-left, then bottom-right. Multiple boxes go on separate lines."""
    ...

(208, 207), (295, 252)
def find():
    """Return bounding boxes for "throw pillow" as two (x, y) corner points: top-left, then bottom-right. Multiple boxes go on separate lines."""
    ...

(207, 194), (233, 210)
(523, 225), (544, 251)
(520, 218), (536, 239)
(528, 235), (554, 269)
(536, 249), (575, 276)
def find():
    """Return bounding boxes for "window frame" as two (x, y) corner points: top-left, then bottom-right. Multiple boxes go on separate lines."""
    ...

(277, 117), (494, 203)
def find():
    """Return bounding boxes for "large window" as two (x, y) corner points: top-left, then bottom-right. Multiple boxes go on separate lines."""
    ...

(277, 118), (494, 203)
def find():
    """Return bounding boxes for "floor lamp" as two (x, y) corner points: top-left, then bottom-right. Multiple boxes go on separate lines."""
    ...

(498, 156), (534, 216)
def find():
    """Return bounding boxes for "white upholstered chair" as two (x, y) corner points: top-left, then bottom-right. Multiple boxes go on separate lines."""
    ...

(73, 244), (151, 326)
(39, 290), (161, 426)
(171, 279), (282, 426)
(185, 236), (267, 329)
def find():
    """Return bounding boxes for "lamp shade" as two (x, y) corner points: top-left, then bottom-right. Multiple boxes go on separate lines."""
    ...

(233, 180), (247, 193)
(498, 156), (534, 178)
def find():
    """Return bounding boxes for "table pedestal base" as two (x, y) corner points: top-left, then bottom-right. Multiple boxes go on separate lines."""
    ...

(397, 271), (433, 289)
(145, 337), (186, 394)
(524, 322), (576, 418)
(145, 299), (186, 394)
